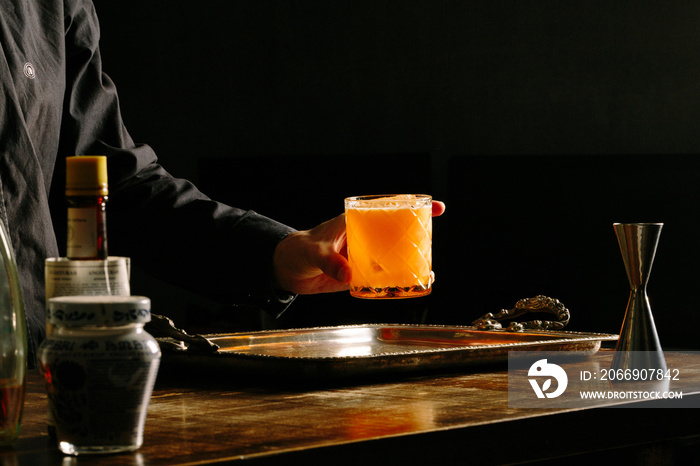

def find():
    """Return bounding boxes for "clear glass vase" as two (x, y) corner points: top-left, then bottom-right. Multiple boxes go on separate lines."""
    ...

(0, 221), (27, 445)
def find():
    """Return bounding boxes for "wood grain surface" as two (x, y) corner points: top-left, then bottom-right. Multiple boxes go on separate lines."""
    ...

(3, 350), (700, 465)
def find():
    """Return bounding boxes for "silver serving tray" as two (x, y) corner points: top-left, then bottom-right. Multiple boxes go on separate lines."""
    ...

(158, 324), (618, 380)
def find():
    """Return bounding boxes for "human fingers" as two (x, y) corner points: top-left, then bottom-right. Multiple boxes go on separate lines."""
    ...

(432, 200), (446, 217)
(314, 249), (351, 287)
(308, 215), (350, 284)
(272, 215), (351, 294)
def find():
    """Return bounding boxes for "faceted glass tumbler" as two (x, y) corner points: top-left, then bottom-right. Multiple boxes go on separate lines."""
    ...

(345, 195), (432, 299)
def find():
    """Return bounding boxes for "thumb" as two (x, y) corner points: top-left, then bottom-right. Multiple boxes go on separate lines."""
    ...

(317, 252), (351, 285)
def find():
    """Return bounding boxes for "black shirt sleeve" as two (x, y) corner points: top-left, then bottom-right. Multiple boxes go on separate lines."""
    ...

(56, 0), (297, 314)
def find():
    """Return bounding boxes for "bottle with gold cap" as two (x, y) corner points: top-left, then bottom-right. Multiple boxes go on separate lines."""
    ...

(65, 156), (108, 260)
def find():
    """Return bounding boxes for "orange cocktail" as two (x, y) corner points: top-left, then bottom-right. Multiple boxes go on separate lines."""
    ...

(344, 195), (432, 298)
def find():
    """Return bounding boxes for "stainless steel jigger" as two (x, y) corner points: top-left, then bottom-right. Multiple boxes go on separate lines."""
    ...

(611, 223), (666, 372)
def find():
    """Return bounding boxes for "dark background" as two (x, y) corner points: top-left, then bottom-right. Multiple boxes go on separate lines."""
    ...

(92, 0), (700, 349)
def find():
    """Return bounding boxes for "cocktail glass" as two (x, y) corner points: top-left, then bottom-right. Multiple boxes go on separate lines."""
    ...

(344, 194), (432, 299)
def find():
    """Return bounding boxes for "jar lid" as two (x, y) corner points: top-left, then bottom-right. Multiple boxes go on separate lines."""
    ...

(47, 296), (151, 327)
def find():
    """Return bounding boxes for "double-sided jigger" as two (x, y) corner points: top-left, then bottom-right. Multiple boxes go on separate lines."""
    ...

(611, 223), (666, 372)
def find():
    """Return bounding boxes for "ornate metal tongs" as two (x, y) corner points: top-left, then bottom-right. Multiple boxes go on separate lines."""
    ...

(472, 295), (570, 331)
(146, 314), (220, 353)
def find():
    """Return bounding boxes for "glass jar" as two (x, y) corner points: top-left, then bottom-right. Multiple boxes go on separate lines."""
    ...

(38, 296), (160, 455)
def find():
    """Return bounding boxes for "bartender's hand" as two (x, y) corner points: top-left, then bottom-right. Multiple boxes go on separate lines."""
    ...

(273, 201), (446, 295)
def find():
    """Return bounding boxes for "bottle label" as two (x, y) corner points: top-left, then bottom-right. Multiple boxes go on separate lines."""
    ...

(44, 257), (131, 305)
(67, 207), (97, 258)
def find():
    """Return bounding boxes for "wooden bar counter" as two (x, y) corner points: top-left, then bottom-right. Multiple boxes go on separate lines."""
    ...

(3, 350), (700, 465)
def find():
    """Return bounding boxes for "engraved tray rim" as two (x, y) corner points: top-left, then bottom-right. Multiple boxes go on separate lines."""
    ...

(157, 324), (619, 380)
